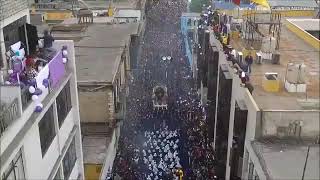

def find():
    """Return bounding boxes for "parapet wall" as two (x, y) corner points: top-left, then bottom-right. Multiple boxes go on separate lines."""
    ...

(260, 110), (320, 139)
(285, 19), (320, 50)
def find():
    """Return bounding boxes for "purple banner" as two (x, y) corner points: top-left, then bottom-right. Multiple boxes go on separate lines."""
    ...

(49, 51), (65, 88)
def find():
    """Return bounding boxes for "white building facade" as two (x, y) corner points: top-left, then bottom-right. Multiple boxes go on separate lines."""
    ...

(0, 1), (84, 179)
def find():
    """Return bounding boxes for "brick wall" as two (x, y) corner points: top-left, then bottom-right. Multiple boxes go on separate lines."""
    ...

(0, 0), (29, 20)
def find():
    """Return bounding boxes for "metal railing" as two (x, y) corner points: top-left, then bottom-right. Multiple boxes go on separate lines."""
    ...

(0, 98), (21, 136)
(21, 87), (32, 110)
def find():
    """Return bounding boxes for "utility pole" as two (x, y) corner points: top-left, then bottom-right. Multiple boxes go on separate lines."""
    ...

(301, 145), (310, 180)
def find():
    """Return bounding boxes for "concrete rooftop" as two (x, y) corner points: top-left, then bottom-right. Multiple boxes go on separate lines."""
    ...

(83, 136), (110, 164)
(81, 123), (112, 164)
(252, 140), (319, 180)
(231, 23), (320, 110)
(287, 19), (320, 31)
(45, 22), (139, 82)
(72, 23), (139, 82)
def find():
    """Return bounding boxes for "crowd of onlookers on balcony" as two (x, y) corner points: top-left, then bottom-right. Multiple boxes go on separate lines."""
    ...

(198, 6), (254, 93)
(1, 29), (70, 114)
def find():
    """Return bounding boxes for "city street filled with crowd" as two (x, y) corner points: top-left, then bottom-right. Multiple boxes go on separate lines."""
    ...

(112, 0), (217, 179)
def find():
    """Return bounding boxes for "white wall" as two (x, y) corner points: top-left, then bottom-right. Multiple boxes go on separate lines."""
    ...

(69, 160), (80, 180)
(225, 68), (247, 180)
(241, 92), (260, 179)
(0, 40), (84, 179)
(23, 125), (60, 179)
(59, 109), (75, 152)
(0, 105), (82, 179)
(225, 64), (260, 180)
(243, 143), (267, 180)
(100, 126), (120, 180)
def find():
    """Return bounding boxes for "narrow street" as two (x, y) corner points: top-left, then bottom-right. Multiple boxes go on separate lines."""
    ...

(112, 0), (216, 179)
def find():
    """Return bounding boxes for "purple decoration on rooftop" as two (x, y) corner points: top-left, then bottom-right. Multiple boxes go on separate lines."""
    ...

(34, 106), (42, 113)
(29, 78), (37, 86)
(42, 79), (50, 88)
(49, 51), (65, 88)
(34, 88), (43, 96)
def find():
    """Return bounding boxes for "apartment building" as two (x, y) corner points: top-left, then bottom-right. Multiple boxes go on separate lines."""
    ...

(0, 1), (84, 179)
(190, 10), (320, 180)
(47, 17), (141, 178)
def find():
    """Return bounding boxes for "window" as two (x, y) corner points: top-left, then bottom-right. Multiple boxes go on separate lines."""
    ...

(2, 149), (25, 180)
(3, 16), (27, 51)
(39, 105), (56, 157)
(54, 168), (62, 180)
(63, 138), (77, 180)
(56, 81), (72, 127)
(0, 46), (3, 68)
(254, 171), (260, 180)
(248, 160), (254, 180)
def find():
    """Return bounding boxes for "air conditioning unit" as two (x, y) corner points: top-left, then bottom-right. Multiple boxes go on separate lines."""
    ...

(237, 51), (243, 64)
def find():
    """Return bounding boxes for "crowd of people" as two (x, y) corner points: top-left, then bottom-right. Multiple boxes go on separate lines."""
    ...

(111, 0), (218, 179)
(142, 127), (182, 179)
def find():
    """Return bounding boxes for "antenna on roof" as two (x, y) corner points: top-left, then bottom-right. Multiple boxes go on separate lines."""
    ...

(301, 145), (310, 180)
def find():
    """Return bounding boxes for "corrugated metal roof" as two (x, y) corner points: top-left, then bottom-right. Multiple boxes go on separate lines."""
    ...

(268, 0), (318, 8)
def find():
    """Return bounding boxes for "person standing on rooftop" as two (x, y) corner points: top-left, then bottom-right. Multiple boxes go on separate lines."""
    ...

(43, 30), (54, 48)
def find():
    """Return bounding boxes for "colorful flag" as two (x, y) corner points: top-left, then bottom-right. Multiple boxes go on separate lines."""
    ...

(248, 2), (256, 9)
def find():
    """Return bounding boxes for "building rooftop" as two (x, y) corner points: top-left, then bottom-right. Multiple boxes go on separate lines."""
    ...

(268, 0), (319, 8)
(251, 140), (319, 180)
(51, 23), (139, 83)
(231, 22), (320, 110)
(81, 0), (137, 9)
(82, 136), (110, 164)
(81, 123), (112, 164)
(287, 19), (320, 31)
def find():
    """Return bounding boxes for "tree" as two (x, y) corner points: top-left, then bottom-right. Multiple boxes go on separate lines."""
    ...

(189, 0), (210, 13)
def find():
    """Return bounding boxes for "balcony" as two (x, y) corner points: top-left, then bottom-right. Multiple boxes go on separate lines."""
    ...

(0, 40), (74, 136)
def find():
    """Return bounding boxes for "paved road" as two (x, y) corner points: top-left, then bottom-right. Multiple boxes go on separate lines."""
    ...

(112, 0), (217, 179)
